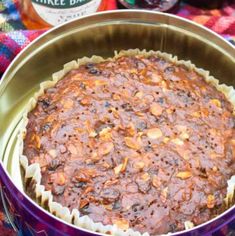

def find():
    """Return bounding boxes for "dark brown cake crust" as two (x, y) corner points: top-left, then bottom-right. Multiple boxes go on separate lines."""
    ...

(23, 54), (235, 235)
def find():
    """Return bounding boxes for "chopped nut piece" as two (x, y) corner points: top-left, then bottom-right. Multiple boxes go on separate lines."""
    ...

(101, 162), (110, 169)
(171, 138), (184, 146)
(114, 164), (123, 175)
(210, 99), (221, 108)
(137, 132), (144, 137)
(80, 97), (90, 106)
(201, 108), (209, 117)
(34, 135), (41, 149)
(87, 169), (99, 178)
(75, 127), (83, 133)
(176, 171), (192, 180)
(121, 157), (128, 172)
(141, 173), (150, 181)
(182, 152), (190, 160)
(210, 152), (218, 159)
(99, 127), (112, 141)
(212, 166), (218, 172)
(144, 94), (155, 103)
(63, 98), (74, 109)
(160, 187), (168, 203)
(231, 139), (235, 145)
(176, 125), (187, 132)
(161, 80), (167, 88)
(85, 120), (97, 137)
(104, 179), (119, 187)
(99, 142), (114, 156)
(99, 127), (111, 136)
(114, 157), (128, 175)
(126, 123), (136, 136)
(151, 73), (162, 83)
(112, 93), (121, 100)
(135, 112), (145, 117)
(192, 111), (200, 118)
(103, 204), (113, 211)
(207, 194), (215, 208)
(147, 128), (162, 139)
(89, 130), (98, 138)
(163, 137), (170, 143)
(94, 80), (107, 86)
(79, 199), (89, 209)
(130, 69), (138, 74)
(135, 172), (151, 193)
(48, 149), (57, 158)
(83, 186), (94, 194)
(113, 218), (129, 230)
(185, 221), (194, 230)
(110, 107), (120, 119)
(57, 173), (65, 185)
(166, 108), (173, 114)
(124, 137), (140, 150)
(51, 123), (60, 136)
(136, 136), (142, 146)
(152, 175), (161, 188)
(133, 161), (145, 170)
(90, 152), (100, 162)
(180, 132), (189, 140)
(75, 171), (90, 183)
(135, 91), (143, 99)
(150, 103), (163, 117)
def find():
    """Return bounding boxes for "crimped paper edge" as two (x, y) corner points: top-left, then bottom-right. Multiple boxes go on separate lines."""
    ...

(18, 49), (235, 236)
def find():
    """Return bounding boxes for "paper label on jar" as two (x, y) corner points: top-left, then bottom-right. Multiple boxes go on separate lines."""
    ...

(31, 0), (102, 26)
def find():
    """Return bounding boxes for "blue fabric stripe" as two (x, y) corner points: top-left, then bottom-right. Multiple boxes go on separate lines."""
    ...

(0, 42), (13, 59)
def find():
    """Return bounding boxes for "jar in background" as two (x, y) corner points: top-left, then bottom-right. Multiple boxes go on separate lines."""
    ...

(118, 0), (180, 13)
(183, 0), (225, 9)
(19, 0), (103, 29)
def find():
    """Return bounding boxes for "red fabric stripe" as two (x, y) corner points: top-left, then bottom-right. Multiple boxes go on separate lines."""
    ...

(105, 0), (117, 10)
(223, 20), (235, 35)
(0, 33), (21, 55)
(204, 16), (220, 29)
(0, 54), (11, 73)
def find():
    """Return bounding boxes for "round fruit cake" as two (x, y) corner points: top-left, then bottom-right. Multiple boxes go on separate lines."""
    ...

(22, 50), (235, 235)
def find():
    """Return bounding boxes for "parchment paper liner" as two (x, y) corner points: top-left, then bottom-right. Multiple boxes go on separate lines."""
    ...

(18, 49), (235, 236)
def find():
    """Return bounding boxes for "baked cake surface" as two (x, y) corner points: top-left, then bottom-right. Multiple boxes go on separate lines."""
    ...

(23, 53), (235, 235)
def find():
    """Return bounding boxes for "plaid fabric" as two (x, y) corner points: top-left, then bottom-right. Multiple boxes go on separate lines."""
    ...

(178, 2), (235, 45)
(0, 0), (24, 32)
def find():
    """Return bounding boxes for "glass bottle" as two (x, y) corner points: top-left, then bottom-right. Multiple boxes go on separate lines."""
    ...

(118, 0), (180, 13)
(183, 0), (225, 9)
(19, 0), (103, 29)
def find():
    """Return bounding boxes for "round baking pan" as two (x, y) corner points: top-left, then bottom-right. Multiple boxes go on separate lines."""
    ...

(0, 10), (234, 236)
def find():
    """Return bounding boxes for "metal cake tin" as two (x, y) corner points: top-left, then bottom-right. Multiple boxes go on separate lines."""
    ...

(0, 10), (234, 236)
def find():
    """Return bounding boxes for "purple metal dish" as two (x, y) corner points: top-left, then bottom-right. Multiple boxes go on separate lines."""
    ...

(0, 10), (234, 236)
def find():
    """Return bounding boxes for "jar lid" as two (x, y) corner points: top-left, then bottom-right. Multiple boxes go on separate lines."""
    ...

(118, 0), (180, 13)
